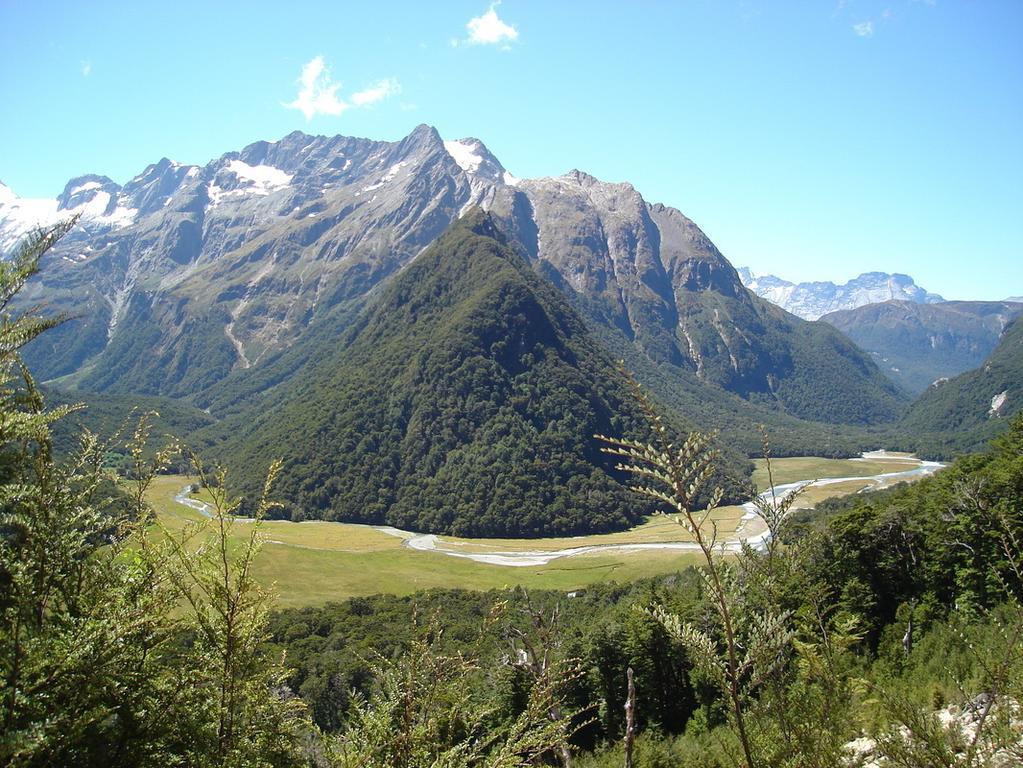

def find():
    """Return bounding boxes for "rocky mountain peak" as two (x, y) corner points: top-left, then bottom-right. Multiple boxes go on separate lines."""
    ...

(57, 175), (120, 213)
(121, 159), (200, 215)
(562, 169), (599, 186)
(442, 136), (507, 184)
(396, 123), (444, 156)
(740, 268), (945, 319)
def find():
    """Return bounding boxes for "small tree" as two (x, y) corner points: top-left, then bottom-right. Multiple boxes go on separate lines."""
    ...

(596, 374), (801, 768)
(161, 455), (308, 767)
(0, 223), (309, 766)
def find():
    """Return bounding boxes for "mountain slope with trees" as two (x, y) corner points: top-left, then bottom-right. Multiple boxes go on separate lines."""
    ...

(897, 316), (1023, 456)
(207, 210), (747, 536)
(17, 127), (908, 457)
(821, 299), (1023, 394)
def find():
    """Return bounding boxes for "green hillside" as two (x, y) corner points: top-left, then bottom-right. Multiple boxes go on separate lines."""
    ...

(898, 317), (1023, 456)
(44, 386), (216, 463)
(205, 210), (746, 536)
(822, 300), (1023, 394)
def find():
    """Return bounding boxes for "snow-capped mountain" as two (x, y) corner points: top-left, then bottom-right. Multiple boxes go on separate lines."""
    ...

(5, 125), (904, 431)
(736, 267), (945, 320)
(0, 176), (141, 254)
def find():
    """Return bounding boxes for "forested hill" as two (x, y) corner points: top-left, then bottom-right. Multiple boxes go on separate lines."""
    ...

(897, 316), (1023, 457)
(206, 210), (746, 536)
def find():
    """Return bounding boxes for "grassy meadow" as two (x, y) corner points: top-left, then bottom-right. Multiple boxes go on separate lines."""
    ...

(146, 454), (930, 607)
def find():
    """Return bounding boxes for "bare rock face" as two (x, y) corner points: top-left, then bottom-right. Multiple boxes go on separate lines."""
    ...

(488, 172), (901, 421)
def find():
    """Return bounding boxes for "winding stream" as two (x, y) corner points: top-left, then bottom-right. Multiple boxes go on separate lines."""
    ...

(173, 454), (944, 568)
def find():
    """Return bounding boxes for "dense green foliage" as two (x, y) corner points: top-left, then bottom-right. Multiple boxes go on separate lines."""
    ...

(269, 414), (1023, 765)
(44, 385), (215, 465)
(896, 317), (1023, 458)
(267, 583), (702, 743)
(1, 226), (308, 767)
(205, 211), (744, 535)
(800, 416), (1023, 634)
(5, 222), (1023, 766)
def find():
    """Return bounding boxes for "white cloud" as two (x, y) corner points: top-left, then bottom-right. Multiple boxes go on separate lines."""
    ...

(351, 78), (401, 106)
(285, 56), (347, 120)
(284, 57), (399, 120)
(853, 20), (874, 37)
(81, 60), (91, 77)
(466, 3), (518, 46)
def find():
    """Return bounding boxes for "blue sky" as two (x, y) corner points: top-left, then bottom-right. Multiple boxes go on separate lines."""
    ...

(1, 0), (1020, 300)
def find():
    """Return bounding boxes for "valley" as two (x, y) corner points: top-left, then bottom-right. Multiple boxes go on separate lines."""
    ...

(4, 4), (1021, 764)
(148, 453), (941, 606)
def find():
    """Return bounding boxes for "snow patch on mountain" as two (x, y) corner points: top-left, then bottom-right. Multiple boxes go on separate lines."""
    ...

(226, 160), (293, 192)
(207, 161), (293, 207)
(738, 267), (945, 320)
(0, 182), (138, 255)
(70, 181), (103, 195)
(443, 137), (510, 186)
(443, 140), (483, 173)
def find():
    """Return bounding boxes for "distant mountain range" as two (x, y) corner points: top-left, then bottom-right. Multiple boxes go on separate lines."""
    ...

(821, 300), (1023, 395)
(737, 267), (944, 320)
(7, 125), (904, 426)
(2, 125), (923, 532)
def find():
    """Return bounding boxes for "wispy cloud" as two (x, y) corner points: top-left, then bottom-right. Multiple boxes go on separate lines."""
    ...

(853, 20), (874, 37)
(464, 3), (518, 46)
(81, 60), (91, 77)
(351, 78), (401, 107)
(284, 57), (400, 120)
